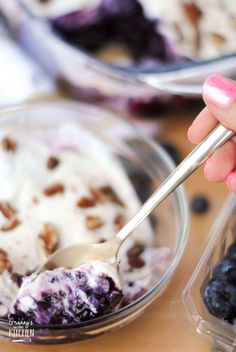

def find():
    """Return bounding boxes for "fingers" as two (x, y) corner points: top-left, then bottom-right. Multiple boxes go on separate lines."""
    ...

(226, 172), (236, 192)
(202, 75), (236, 131)
(188, 107), (218, 144)
(203, 140), (236, 182)
(187, 74), (236, 191)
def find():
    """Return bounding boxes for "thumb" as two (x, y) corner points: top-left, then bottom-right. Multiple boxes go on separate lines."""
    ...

(203, 75), (236, 131)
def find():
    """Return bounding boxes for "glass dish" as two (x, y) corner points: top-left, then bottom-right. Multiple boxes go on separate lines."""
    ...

(0, 101), (189, 345)
(1, 0), (236, 116)
(181, 194), (236, 352)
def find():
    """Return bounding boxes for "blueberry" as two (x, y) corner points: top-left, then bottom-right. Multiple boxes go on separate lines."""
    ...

(160, 141), (181, 165)
(226, 243), (236, 262)
(126, 168), (152, 202)
(213, 259), (236, 283)
(203, 279), (236, 319)
(190, 195), (210, 214)
(78, 307), (95, 322)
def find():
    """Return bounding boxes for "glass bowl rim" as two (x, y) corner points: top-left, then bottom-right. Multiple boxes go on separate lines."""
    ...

(20, 4), (236, 76)
(0, 100), (189, 331)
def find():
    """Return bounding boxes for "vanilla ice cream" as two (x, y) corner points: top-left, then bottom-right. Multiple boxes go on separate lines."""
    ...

(10, 261), (122, 324)
(20, 0), (236, 62)
(0, 125), (170, 323)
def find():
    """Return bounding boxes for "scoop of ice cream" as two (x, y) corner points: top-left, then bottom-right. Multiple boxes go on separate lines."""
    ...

(9, 261), (122, 324)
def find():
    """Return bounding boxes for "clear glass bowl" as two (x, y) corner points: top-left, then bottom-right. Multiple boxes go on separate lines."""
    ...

(2, 0), (236, 115)
(0, 101), (189, 345)
(181, 194), (236, 352)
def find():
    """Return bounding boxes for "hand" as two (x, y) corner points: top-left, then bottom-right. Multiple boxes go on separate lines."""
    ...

(188, 74), (236, 192)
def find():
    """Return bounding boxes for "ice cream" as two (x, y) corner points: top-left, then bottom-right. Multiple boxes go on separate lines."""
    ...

(10, 262), (122, 324)
(21, 0), (236, 65)
(0, 125), (171, 323)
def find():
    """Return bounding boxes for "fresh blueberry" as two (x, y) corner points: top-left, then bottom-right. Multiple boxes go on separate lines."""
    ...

(190, 195), (210, 214)
(126, 168), (152, 203)
(226, 243), (236, 262)
(203, 279), (236, 320)
(77, 307), (95, 322)
(213, 259), (236, 283)
(160, 141), (181, 165)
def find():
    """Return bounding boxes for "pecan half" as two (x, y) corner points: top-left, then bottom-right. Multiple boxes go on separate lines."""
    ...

(183, 3), (202, 25)
(128, 256), (145, 269)
(43, 183), (64, 196)
(47, 156), (60, 170)
(127, 243), (145, 269)
(98, 238), (106, 243)
(0, 202), (16, 219)
(11, 272), (23, 287)
(86, 215), (104, 230)
(39, 223), (58, 256)
(211, 33), (226, 44)
(127, 243), (145, 258)
(90, 186), (124, 207)
(1, 218), (20, 232)
(77, 197), (96, 208)
(114, 214), (125, 230)
(1, 137), (17, 152)
(0, 249), (13, 274)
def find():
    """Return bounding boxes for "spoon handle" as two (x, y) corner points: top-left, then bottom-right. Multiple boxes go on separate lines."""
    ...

(116, 124), (234, 243)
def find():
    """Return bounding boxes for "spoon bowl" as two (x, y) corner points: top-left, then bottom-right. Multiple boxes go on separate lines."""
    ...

(37, 238), (121, 273)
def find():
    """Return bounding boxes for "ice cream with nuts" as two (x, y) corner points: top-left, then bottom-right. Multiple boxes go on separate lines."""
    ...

(20, 0), (236, 66)
(0, 127), (170, 323)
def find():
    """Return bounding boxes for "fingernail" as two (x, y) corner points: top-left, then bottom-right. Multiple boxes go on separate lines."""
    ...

(226, 171), (236, 190)
(203, 75), (236, 109)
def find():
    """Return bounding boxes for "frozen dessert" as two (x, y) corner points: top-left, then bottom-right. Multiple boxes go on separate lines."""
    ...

(20, 0), (236, 66)
(10, 262), (122, 324)
(49, 0), (182, 68)
(0, 125), (171, 324)
(141, 0), (236, 61)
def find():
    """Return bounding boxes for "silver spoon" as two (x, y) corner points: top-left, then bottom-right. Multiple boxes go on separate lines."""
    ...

(37, 124), (234, 274)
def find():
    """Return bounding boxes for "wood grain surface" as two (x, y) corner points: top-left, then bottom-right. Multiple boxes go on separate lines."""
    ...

(0, 108), (228, 352)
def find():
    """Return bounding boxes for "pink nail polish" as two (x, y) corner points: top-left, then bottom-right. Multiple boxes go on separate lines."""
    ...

(203, 75), (236, 108)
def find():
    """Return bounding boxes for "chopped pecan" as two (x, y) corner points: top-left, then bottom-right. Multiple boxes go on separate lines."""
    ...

(98, 238), (106, 243)
(77, 197), (96, 208)
(86, 215), (104, 230)
(0, 202), (16, 219)
(11, 272), (23, 287)
(1, 137), (17, 152)
(47, 156), (60, 170)
(127, 243), (145, 268)
(211, 33), (226, 44)
(39, 223), (58, 256)
(127, 243), (145, 258)
(1, 218), (20, 232)
(90, 186), (124, 207)
(114, 214), (125, 230)
(43, 183), (64, 196)
(128, 256), (145, 269)
(183, 3), (202, 25)
(0, 248), (13, 274)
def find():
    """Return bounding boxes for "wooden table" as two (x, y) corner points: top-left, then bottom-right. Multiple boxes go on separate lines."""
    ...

(0, 108), (228, 352)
